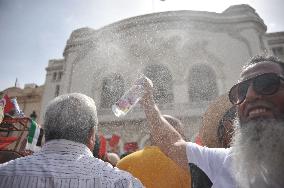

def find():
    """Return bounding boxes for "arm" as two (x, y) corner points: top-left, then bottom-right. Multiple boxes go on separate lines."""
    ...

(140, 77), (189, 171)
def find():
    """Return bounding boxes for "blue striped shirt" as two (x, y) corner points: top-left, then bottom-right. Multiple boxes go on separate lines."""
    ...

(0, 139), (144, 188)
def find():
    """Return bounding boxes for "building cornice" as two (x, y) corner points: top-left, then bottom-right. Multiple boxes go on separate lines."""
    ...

(97, 5), (265, 36)
(265, 31), (284, 37)
(45, 65), (64, 72)
(63, 4), (266, 54)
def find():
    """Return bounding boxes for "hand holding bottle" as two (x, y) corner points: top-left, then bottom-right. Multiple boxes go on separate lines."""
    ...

(112, 75), (153, 117)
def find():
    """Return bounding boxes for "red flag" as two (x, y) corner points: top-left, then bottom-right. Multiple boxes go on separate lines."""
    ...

(109, 134), (120, 147)
(3, 95), (14, 114)
(98, 135), (106, 158)
(124, 142), (138, 152)
(0, 136), (18, 149)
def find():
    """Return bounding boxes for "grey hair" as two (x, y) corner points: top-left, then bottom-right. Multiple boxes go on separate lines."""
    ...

(43, 93), (98, 144)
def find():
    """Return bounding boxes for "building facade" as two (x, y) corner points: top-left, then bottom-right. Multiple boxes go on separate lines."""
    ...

(1, 84), (44, 123)
(41, 4), (280, 154)
(265, 32), (284, 61)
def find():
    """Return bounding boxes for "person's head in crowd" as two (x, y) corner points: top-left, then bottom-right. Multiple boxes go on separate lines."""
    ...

(200, 94), (233, 148)
(43, 93), (98, 151)
(107, 152), (120, 167)
(163, 115), (186, 138)
(217, 106), (237, 148)
(229, 54), (284, 187)
(150, 115), (186, 146)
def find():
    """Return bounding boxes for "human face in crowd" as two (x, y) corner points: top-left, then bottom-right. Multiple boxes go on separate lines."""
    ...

(236, 62), (284, 124)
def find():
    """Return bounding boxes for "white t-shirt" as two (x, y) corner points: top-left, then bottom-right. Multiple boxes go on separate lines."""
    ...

(186, 142), (236, 188)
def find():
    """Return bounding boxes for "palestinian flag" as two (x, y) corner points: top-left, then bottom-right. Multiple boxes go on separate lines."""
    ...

(25, 120), (43, 152)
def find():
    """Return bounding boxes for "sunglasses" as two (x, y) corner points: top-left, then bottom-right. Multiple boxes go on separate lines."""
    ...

(229, 73), (284, 105)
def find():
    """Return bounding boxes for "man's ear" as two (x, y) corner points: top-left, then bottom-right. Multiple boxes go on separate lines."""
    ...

(87, 127), (96, 151)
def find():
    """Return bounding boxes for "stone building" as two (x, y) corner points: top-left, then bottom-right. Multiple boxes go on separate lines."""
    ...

(264, 32), (284, 61)
(41, 4), (277, 154)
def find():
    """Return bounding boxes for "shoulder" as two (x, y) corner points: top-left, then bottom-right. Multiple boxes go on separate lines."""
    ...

(186, 142), (231, 163)
(185, 142), (230, 154)
(0, 154), (38, 175)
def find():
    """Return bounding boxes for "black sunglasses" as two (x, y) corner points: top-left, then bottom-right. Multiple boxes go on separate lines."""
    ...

(229, 73), (284, 105)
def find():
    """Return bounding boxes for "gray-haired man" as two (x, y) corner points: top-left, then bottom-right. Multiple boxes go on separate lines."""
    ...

(0, 93), (143, 188)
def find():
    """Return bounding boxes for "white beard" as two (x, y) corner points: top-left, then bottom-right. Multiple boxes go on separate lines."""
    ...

(231, 119), (284, 188)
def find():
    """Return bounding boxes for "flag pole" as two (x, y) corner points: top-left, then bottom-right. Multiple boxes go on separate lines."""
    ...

(15, 78), (18, 87)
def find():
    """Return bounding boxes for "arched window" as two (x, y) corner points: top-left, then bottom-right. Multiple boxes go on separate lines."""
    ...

(100, 74), (125, 108)
(144, 64), (173, 104)
(188, 65), (218, 102)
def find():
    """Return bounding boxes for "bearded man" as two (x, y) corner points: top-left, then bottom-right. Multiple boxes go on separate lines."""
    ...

(230, 55), (284, 187)
(140, 54), (284, 188)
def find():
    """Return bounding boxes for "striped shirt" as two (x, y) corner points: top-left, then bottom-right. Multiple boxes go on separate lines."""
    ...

(0, 139), (144, 188)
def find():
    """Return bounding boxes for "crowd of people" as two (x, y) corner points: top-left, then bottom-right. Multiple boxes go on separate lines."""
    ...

(0, 53), (284, 188)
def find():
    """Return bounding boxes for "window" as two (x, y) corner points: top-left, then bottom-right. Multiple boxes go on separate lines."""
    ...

(100, 73), (125, 108)
(58, 72), (63, 81)
(272, 47), (284, 57)
(52, 72), (57, 81)
(188, 65), (218, 102)
(55, 85), (60, 97)
(144, 64), (173, 104)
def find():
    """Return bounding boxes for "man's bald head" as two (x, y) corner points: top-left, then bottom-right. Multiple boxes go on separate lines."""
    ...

(163, 115), (185, 139)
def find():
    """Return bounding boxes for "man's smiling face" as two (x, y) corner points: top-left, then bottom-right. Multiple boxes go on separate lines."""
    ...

(237, 62), (284, 124)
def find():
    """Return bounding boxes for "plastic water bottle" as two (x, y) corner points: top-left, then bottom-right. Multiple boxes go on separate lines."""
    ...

(112, 75), (151, 117)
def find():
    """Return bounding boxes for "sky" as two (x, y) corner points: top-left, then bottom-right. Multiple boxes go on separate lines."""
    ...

(0, 0), (283, 91)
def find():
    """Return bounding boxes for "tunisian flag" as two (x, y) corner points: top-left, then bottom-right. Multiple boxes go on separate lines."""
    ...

(0, 136), (18, 149)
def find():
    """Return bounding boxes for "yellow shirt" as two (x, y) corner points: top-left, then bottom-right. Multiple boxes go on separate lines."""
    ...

(117, 146), (191, 188)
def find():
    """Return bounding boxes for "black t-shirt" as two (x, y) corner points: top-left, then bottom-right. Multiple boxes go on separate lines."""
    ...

(189, 163), (213, 188)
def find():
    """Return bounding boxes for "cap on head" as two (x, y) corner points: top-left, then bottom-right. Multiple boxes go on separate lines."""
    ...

(43, 93), (98, 145)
